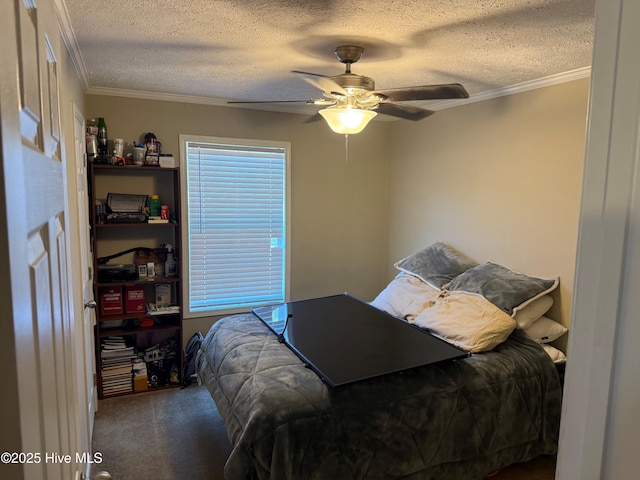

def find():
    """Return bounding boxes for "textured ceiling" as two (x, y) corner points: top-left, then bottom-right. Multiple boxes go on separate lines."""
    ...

(62, 0), (595, 114)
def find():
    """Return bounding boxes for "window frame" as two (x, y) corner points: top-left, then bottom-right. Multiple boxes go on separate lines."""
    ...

(179, 134), (291, 318)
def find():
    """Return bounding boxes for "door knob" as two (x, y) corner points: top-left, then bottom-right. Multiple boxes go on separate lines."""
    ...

(93, 472), (112, 480)
(84, 300), (97, 309)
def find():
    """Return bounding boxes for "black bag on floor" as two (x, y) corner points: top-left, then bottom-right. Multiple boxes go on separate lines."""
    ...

(182, 332), (204, 388)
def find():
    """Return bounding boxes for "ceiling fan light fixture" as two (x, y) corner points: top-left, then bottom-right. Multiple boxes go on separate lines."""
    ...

(318, 107), (377, 135)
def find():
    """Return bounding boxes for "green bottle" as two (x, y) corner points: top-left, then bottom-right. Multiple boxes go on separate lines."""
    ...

(149, 194), (160, 217)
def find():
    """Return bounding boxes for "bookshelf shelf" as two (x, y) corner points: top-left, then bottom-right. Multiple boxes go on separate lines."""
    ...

(97, 323), (180, 338)
(95, 276), (180, 289)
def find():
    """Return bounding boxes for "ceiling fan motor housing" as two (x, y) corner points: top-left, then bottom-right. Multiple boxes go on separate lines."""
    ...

(334, 45), (364, 65)
(331, 73), (375, 92)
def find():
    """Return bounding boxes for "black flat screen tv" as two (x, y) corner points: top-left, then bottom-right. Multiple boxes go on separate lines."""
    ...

(252, 293), (468, 387)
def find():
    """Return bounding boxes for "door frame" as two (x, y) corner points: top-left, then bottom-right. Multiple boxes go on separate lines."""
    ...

(556, 0), (640, 477)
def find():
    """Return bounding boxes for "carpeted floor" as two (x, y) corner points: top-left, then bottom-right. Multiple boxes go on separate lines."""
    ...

(91, 385), (231, 480)
(91, 385), (555, 480)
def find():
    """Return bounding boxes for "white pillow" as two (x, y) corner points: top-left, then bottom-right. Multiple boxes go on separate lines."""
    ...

(524, 316), (568, 343)
(542, 344), (567, 364)
(370, 274), (441, 322)
(513, 295), (554, 329)
(414, 290), (516, 353)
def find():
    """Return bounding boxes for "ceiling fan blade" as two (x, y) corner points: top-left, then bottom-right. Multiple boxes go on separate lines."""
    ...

(376, 102), (435, 121)
(304, 113), (323, 124)
(227, 99), (317, 104)
(292, 70), (348, 96)
(372, 83), (469, 102)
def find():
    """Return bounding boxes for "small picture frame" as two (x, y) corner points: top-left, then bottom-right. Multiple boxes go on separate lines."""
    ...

(138, 264), (147, 278)
(146, 262), (155, 277)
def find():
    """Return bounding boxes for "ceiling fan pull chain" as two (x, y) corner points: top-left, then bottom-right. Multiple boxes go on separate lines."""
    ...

(345, 134), (349, 164)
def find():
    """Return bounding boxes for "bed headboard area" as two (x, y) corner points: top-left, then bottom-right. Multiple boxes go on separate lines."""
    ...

(386, 78), (590, 353)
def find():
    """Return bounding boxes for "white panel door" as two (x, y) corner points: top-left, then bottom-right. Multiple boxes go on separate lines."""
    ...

(0, 0), (86, 479)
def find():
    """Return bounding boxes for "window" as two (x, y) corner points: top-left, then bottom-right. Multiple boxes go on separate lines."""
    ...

(180, 135), (290, 317)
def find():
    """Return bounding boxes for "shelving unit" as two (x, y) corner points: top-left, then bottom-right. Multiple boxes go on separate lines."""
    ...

(89, 163), (183, 398)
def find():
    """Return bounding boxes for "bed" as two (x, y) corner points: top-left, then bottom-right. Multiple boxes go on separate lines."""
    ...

(196, 243), (565, 480)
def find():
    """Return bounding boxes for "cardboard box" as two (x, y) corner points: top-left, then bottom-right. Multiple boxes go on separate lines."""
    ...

(99, 286), (122, 316)
(159, 155), (176, 168)
(132, 359), (148, 392)
(125, 286), (145, 314)
(134, 375), (148, 392)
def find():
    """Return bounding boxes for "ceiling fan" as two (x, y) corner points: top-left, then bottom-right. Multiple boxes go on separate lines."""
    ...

(229, 45), (469, 134)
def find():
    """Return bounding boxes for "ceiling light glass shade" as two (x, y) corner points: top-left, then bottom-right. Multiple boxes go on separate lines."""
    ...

(318, 107), (377, 134)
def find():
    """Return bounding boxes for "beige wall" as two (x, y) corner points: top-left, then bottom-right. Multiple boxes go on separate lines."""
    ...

(87, 79), (588, 346)
(85, 96), (392, 337)
(387, 78), (589, 351)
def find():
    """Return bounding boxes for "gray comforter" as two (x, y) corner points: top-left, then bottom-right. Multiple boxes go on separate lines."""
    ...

(196, 313), (562, 480)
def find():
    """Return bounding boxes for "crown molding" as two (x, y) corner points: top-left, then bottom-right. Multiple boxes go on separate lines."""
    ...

(54, 0), (90, 91)
(86, 67), (592, 118)
(426, 66), (592, 111)
(85, 86), (348, 118)
(86, 86), (232, 107)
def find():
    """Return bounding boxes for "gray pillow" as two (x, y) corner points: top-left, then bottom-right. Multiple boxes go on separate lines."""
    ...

(394, 242), (478, 289)
(448, 261), (559, 316)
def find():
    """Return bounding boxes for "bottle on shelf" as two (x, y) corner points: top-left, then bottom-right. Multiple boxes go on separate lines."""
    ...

(164, 243), (177, 277)
(86, 119), (98, 162)
(97, 117), (108, 159)
(161, 205), (170, 220)
(149, 194), (160, 217)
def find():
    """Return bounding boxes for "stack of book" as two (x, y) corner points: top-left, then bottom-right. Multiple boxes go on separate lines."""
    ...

(101, 337), (136, 396)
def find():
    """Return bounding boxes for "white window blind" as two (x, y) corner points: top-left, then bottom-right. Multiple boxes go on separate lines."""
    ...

(182, 136), (289, 315)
